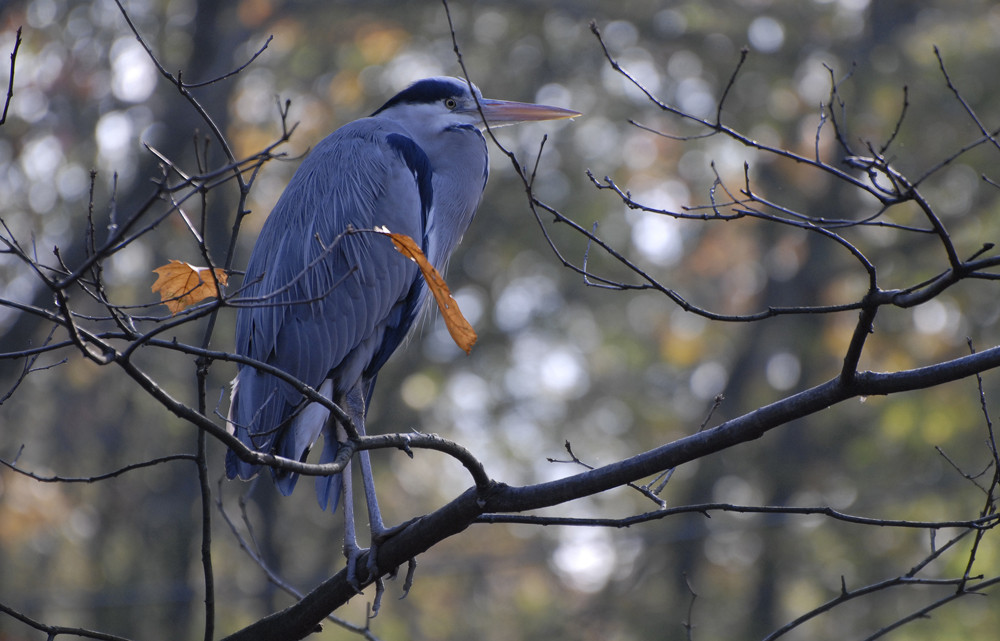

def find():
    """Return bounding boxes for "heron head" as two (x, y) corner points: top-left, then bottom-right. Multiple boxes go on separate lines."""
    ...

(372, 76), (580, 132)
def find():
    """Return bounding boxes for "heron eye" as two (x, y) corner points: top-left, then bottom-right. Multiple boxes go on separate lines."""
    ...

(444, 98), (458, 110)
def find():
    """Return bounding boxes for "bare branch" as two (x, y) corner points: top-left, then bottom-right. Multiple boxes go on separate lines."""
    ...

(0, 26), (21, 125)
(0, 601), (135, 641)
(475, 502), (1000, 532)
(0, 451), (197, 482)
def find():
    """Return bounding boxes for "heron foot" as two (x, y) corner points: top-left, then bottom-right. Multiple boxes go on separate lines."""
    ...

(343, 541), (367, 593)
(364, 523), (389, 584)
(400, 557), (418, 599)
(371, 576), (386, 617)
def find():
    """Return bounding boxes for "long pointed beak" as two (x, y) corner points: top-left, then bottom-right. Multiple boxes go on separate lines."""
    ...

(471, 99), (581, 126)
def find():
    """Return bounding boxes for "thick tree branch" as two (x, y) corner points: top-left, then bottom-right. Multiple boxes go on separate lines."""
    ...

(222, 345), (1000, 638)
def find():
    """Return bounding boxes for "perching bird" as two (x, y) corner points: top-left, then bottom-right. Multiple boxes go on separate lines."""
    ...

(226, 76), (578, 576)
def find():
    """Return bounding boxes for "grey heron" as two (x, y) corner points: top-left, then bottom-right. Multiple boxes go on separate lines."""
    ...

(226, 76), (578, 580)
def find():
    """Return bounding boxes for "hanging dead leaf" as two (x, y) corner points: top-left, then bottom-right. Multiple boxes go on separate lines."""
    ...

(151, 260), (229, 314)
(377, 229), (478, 354)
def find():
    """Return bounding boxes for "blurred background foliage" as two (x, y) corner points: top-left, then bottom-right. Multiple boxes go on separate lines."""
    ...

(2, 0), (1000, 639)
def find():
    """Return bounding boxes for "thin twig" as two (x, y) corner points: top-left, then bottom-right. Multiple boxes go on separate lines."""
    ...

(1, 26), (22, 125)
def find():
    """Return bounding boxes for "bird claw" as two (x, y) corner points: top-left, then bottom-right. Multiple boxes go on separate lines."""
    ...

(344, 542), (367, 593)
(400, 557), (418, 599)
(344, 535), (383, 594)
(365, 527), (387, 579)
(344, 527), (415, 615)
(370, 576), (385, 617)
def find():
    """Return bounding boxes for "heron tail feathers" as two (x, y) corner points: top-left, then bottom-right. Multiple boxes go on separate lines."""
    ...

(315, 432), (342, 512)
(225, 448), (259, 480)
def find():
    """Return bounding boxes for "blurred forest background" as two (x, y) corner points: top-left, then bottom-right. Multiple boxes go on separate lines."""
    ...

(3, 0), (1000, 639)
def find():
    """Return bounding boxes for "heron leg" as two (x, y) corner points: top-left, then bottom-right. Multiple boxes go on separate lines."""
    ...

(345, 385), (386, 580)
(340, 457), (365, 591)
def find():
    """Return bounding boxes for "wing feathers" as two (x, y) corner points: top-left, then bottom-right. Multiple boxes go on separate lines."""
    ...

(228, 120), (432, 495)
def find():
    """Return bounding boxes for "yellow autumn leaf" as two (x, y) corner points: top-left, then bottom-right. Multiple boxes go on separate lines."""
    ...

(378, 229), (478, 354)
(151, 260), (229, 314)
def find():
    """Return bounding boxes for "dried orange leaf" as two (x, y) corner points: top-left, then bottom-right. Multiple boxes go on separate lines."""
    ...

(379, 230), (477, 354)
(151, 260), (229, 314)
